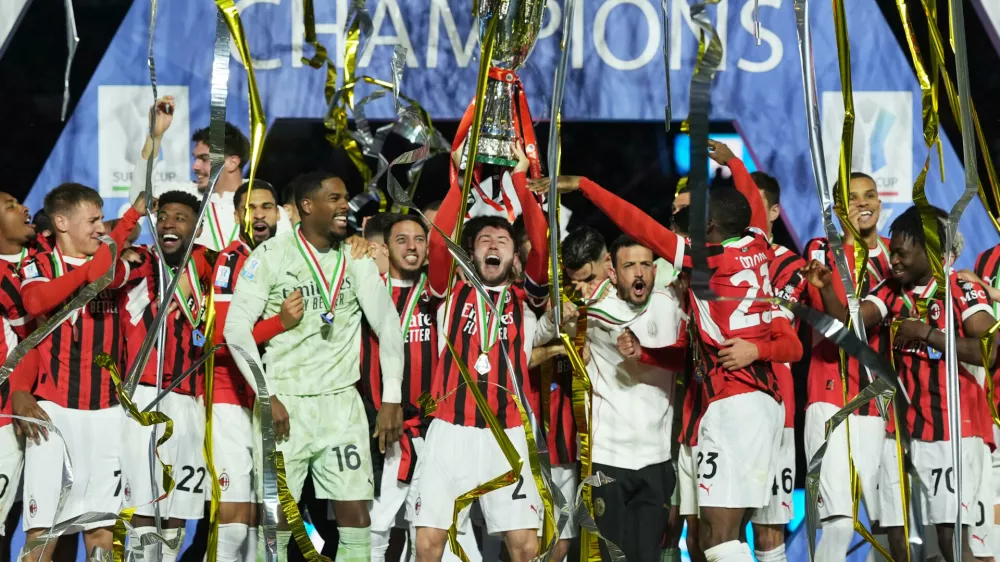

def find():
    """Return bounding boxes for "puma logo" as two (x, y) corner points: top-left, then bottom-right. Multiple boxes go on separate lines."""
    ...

(699, 483), (713, 495)
(781, 501), (791, 512)
(972, 534), (986, 546)
(962, 502), (970, 511)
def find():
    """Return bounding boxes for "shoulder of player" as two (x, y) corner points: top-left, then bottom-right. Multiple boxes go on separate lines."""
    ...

(974, 243), (1000, 277)
(952, 273), (989, 306)
(20, 251), (53, 282)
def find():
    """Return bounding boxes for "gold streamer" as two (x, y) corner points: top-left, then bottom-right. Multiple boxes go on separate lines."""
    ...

(561, 330), (600, 562)
(276, 452), (334, 562)
(979, 318), (1000, 430)
(215, 0), (267, 247)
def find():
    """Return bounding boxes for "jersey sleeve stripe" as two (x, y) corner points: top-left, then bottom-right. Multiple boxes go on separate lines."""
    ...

(962, 303), (993, 322)
(863, 293), (889, 321)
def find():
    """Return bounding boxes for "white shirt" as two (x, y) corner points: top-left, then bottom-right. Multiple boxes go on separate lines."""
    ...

(587, 288), (683, 470)
(129, 160), (292, 252)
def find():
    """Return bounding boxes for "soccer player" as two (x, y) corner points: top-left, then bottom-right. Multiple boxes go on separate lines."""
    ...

(583, 235), (684, 562)
(129, 97), (291, 251)
(210, 180), (299, 562)
(744, 171), (808, 562)
(800, 172), (890, 562)
(533, 139), (803, 562)
(224, 172), (405, 562)
(415, 143), (549, 562)
(805, 205), (996, 562)
(362, 213), (476, 562)
(16, 183), (143, 562)
(0, 193), (37, 540)
(117, 190), (214, 562)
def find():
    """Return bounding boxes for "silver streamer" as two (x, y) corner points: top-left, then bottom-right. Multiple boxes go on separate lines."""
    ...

(545, 0), (576, 331)
(659, 0), (672, 130)
(60, 0), (79, 121)
(943, 0), (978, 555)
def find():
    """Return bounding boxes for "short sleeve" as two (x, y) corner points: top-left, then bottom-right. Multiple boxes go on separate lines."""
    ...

(233, 244), (273, 302)
(955, 278), (994, 322)
(863, 279), (899, 322)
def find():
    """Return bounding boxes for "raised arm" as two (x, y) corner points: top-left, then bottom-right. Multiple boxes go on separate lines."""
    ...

(428, 165), (465, 297)
(511, 170), (549, 294)
(577, 179), (686, 270)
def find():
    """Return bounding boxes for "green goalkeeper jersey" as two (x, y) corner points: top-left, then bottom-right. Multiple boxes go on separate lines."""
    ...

(224, 232), (404, 401)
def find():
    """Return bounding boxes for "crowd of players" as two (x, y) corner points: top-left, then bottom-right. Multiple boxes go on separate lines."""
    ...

(1, 94), (1000, 562)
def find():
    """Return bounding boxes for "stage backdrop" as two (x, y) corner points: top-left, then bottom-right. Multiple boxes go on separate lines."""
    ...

(27, 0), (997, 265)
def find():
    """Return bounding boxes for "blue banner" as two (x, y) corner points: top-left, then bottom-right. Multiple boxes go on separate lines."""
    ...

(27, 0), (996, 265)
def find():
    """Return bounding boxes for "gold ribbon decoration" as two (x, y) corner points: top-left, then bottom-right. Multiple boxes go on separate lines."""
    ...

(203, 290), (223, 562)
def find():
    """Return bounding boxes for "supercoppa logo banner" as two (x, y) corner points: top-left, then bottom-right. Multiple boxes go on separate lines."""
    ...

(27, 0), (997, 267)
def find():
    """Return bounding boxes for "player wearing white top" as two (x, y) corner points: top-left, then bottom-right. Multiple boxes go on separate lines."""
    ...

(128, 97), (291, 251)
(225, 173), (406, 562)
(585, 236), (682, 562)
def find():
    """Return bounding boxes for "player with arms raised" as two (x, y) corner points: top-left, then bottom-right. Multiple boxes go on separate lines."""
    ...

(225, 172), (405, 562)
(414, 143), (549, 562)
(534, 140), (803, 562)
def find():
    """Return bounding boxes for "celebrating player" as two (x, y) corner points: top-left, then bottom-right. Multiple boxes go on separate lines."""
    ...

(806, 205), (995, 562)
(15, 184), (142, 562)
(118, 190), (214, 562)
(586, 235), (685, 562)
(415, 142), (549, 562)
(533, 139), (803, 562)
(225, 172), (405, 562)
(210, 180), (296, 562)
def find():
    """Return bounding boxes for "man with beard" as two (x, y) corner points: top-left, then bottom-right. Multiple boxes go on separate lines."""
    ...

(806, 205), (995, 562)
(210, 180), (302, 562)
(361, 214), (478, 562)
(117, 190), (215, 562)
(130, 96), (291, 251)
(584, 235), (686, 562)
(225, 172), (404, 562)
(799, 172), (892, 562)
(533, 140), (803, 562)
(16, 184), (143, 562)
(414, 143), (549, 562)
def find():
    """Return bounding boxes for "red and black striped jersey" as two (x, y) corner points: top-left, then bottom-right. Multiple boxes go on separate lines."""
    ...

(0, 257), (33, 428)
(20, 252), (122, 410)
(212, 239), (255, 408)
(538, 354), (576, 465)
(770, 244), (809, 428)
(431, 281), (538, 429)
(360, 274), (439, 421)
(118, 246), (213, 396)
(865, 274), (993, 441)
(804, 237), (891, 416)
(974, 243), (1000, 317)
(576, 157), (782, 404)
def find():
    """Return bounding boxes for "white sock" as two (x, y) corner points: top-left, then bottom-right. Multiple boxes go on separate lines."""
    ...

(705, 540), (753, 562)
(816, 517), (854, 562)
(245, 527), (258, 562)
(754, 543), (786, 562)
(160, 528), (184, 562)
(371, 528), (391, 562)
(661, 547), (681, 562)
(216, 523), (249, 562)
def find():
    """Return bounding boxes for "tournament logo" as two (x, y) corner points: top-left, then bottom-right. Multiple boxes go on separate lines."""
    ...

(647, 319), (657, 337)
(28, 499), (37, 517)
(219, 473), (230, 491)
(594, 498), (605, 517)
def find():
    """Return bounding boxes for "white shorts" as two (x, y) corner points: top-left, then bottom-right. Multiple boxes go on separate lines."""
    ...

(752, 427), (796, 525)
(992, 426), (1000, 504)
(678, 444), (697, 517)
(121, 387), (206, 519)
(212, 403), (255, 504)
(370, 436), (424, 533)
(22, 402), (122, 531)
(414, 419), (542, 534)
(969, 440), (993, 557)
(696, 392), (782, 509)
(878, 437), (983, 527)
(0, 424), (23, 536)
(550, 464), (578, 539)
(804, 403), (885, 521)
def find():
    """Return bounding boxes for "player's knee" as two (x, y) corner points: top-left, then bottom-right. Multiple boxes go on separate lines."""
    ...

(551, 539), (570, 562)
(332, 500), (370, 528)
(415, 527), (447, 562)
(502, 530), (538, 562)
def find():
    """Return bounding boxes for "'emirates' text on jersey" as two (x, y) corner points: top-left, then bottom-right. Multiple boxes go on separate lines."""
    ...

(432, 282), (538, 429)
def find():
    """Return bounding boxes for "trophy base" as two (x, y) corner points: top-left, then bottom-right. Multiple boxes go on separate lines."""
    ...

(471, 134), (518, 168)
(475, 153), (518, 168)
